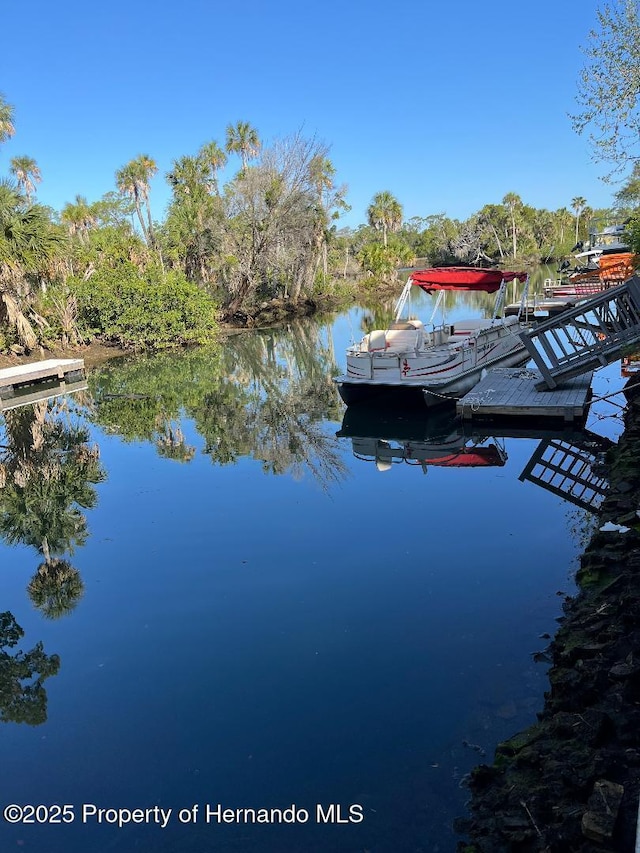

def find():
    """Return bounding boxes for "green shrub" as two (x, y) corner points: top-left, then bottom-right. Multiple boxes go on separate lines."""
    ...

(624, 214), (640, 256)
(69, 264), (217, 349)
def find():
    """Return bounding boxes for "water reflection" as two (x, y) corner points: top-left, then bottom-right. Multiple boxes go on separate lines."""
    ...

(89, 320), (348, 488)
(519, 433), (612, 513)
(338, 403), (508, 472)
(0, 298), (623, 850)
(338, 404), (612, 516)
(0, 396), (105, 618)
(0, 611), (60, 725)
(458, 391), (637, 851)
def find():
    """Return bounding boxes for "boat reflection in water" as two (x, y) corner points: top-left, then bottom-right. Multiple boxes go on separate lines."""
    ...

(337, 403), (507, 473)
(338, 404), (613, 513)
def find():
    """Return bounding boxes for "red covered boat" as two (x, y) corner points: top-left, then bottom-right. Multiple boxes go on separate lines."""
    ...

(335, 267), (531, 407)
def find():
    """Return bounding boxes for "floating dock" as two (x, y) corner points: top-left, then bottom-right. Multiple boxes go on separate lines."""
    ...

(504, 296), (582, 320)
(0, 358), (85, 401)
(457, 367), (593, 423)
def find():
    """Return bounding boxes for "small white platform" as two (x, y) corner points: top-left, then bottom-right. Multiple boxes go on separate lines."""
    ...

(457, 367), (593, 423)
(0, 359), (85, 399)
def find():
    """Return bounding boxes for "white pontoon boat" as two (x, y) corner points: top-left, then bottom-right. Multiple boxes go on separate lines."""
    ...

(335, 267), (530, 407)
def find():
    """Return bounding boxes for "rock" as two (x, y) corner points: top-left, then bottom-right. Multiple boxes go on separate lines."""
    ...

(599, 521), (631, 533)
(9, 344), (25, 355)
(609, 660), (640, 678)
(581, 779), (624, 843)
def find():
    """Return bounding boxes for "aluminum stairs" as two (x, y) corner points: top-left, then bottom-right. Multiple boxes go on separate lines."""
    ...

(518, 432), (612, 513)
(520, 276), (640, 389)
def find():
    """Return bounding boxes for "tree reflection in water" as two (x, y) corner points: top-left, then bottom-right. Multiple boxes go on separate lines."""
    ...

(0, 396), (106, 618)
(0, 611), (60, 725)
(27, 559), (85, 620)
(90, 318), (348, 489)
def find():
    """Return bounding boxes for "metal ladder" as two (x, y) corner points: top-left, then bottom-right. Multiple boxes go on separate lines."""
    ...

(520, 276), (640, 388)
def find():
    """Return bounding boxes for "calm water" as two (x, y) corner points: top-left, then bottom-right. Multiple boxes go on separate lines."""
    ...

(0, 291), (625, 853)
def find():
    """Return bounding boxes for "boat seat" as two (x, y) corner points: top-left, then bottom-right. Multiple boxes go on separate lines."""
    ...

(451, 316), (518, 333)
(367, 328), (423, 353)
(445, 315), (518, 343)
(382, 329), (423, 353)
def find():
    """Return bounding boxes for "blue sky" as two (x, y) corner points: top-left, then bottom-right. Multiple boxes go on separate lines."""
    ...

(1, 0), (619, 229)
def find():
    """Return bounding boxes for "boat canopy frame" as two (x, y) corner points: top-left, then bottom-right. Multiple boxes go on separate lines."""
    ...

(393, 267), (530, 325)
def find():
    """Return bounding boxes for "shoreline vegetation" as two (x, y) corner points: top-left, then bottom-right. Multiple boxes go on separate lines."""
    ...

(3, 94), (640, 358)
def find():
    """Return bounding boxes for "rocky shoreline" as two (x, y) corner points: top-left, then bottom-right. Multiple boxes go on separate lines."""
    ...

(458, 379), (640, 852)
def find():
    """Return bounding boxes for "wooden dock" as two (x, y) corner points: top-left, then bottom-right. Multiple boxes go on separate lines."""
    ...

(504, 296), (582, 320)
(457, 367), (593, 423)
(0, 358), (85, 400)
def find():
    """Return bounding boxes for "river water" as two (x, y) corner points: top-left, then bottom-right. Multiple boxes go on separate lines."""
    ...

(0, 289), (626, 852)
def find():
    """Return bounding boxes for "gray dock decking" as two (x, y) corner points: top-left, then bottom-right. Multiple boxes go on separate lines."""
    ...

(0, 358), (85, 400)
(457, 368), (593, 422)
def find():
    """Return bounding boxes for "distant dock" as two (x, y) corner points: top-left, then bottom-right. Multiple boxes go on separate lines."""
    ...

(0, 358), (85, 405)
(457, 367), (593, 423)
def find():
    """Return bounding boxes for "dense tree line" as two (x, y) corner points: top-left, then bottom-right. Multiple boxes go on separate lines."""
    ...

(2, 18), (639, 355)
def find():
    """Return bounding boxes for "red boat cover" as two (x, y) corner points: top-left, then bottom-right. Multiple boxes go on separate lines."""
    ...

(405, 444), (506, 467)
(410, 267), (527, 293)
(426, 447), (506, 467)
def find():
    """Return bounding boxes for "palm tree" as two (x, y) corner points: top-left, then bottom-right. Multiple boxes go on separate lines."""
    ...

(28, 559), (85, 620)
(0, 94), (15, 145)
(0, 181), (63, 348)
(306, 156), (339, 286)
(136, 154), (158, 242)
(9, 156), (41, 202)
(571, 196), (587, 243)
(199, 140), (227, 194)
(367, 191), (403, 247)
(502, 192), (522, 258)
(61, 195), (96, 244)
(309, 155), (336, 204)
(554, 206), (573, 247)
(115, 155), (158, 246)
(0, 402), (105, 612)
(166, 155), (209, 199)
(225, 121), (261, 169)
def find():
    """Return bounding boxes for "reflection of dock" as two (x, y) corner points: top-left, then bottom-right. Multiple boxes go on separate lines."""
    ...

(338, 405), (611, 512)
(0, 379), (88, 413)
(518, 434), (611, 512)
(457, 368), (593, 424)
(0, 359), (85, 401)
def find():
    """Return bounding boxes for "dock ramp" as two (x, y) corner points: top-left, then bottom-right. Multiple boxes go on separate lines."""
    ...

(520, 276), (640, 389)
(518, 433), (611, 513)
